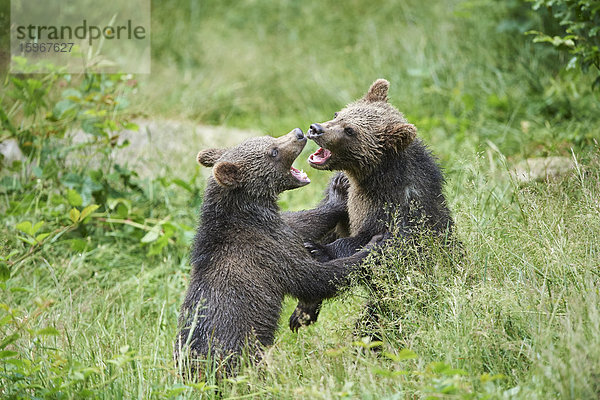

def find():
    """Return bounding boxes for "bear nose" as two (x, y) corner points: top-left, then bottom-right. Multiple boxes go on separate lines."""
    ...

(293, 128), (305, 140)
(308, 123), (324, 137)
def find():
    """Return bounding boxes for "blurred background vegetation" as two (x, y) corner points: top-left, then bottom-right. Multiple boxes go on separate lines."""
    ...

(146, 0), (599, 152)
(0, 0), (599, 398)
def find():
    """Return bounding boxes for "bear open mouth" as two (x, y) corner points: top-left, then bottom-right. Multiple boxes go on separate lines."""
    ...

(308, 147), (332, 165)
(290, 166), (310, 184)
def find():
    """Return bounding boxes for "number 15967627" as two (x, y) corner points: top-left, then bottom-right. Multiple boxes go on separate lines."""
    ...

(19, 42), (74, 53)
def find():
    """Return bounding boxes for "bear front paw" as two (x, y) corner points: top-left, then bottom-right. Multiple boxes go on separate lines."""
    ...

(327, 173), (350, 204)
(331, 173), (350, 193)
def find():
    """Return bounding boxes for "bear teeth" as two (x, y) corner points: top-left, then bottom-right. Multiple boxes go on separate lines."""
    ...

(309, 147), (332, 165)
(291, 166), (310, 183)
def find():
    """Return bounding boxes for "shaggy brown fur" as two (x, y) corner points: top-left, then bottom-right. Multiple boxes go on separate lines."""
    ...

(289, 79), (454, 332)
(175, 129), (377, 376)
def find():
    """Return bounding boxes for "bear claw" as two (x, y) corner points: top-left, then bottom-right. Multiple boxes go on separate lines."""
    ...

(304, 241), (332, 262)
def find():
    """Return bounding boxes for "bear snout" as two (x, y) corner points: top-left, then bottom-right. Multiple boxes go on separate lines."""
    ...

(308, 123), (325, 138)
(293, 128), (305, 140)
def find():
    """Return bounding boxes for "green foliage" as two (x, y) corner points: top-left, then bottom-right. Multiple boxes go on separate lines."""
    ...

(0, 67), (197, 262)
(527, 0), (600, 88)
(0, 68), (201, 397)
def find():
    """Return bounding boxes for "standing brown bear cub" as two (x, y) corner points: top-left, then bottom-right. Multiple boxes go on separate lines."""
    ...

(290, 79), (454, 331)
(175, 128), (377, 374)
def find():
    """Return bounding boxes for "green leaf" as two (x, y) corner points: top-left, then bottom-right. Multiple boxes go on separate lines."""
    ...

(81, 175), (103, 205)
(81, 367), (101, 376)
(80, 204), (100, 221)
(141, 225), (161, 243)
(0, 263), (9, 282)
(0, 350), (18, 359)
(428, 361), (468, 376)
(162, 223), (177, 238)
(69, 208), (81, 223)
(61, 173), (103, 206)
(165, 387), (187, 397)
(148, 235), (169, 256)
(69, 239), (89, 252)
(32, 221), (44, 235)
(53, 98), (78, 119)
(67, 189), (83, 207)
(480, 373), (505, 383)
(115, 203), (129, 218)
(62, 88), (81, 99)
(17, 236), (36, 246)
(352, 340), (383, 349)
(37, 327), (60, 336)
(108, 198), (131, 218)
(5, 358), (29, 368)
(383, 349), (418, 362)
(35, 233), (50, 244)
(372, 367), (409, 377)
(16, 221), (33, 236)
(32, 166), (43, 178)
(71, 371), (85, 381)
(9, 287), (29, 293)
(171, 178), (194, 193)
(61, 172), (83, 189)
(124, 122), (139, 131)
(0, 333), (19, 349)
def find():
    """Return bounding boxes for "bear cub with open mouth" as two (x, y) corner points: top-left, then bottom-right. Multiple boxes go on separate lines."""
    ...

(175, 128), (378, 376)
(290, 79), (454, 332)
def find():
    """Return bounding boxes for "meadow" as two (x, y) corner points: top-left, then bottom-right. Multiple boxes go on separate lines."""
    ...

(1, 0), (599, 398)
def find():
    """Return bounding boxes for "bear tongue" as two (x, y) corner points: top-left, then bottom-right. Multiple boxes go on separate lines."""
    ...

(308, 148), (332, 165)
(290, 166), (310, 183)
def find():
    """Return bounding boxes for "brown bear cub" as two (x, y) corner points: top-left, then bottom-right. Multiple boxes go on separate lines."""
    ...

(175, 128), (377, 375)
(289, 79), (454, 331)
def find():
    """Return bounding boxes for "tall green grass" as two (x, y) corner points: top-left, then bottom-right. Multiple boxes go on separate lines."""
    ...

(3, 143), (598, 398)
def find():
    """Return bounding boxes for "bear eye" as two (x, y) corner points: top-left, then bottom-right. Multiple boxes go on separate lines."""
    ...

(344, 126), (355, 136)
(270, 148), (279, 158)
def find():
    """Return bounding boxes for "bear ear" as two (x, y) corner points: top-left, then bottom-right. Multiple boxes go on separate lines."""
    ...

(213, 161), (241, 187)
(197, 148), (226, 167)
(384, 123), (417, 150)
(363, 79), (390, 103)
